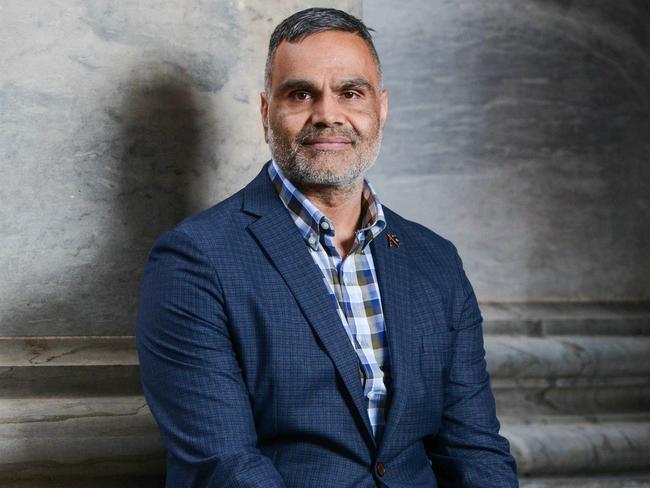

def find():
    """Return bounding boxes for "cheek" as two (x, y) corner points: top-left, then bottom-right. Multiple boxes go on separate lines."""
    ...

(269, 110), (308, 137)
(351, 111), (381, 137)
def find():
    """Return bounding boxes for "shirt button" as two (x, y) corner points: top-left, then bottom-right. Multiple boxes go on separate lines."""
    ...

(308, 235), (316, 245)
(376, 462), (385, 477)
(320, 221), (330, 230)
(367, 391), (375, 400)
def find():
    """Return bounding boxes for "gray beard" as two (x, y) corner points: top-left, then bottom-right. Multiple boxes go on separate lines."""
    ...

(267, 125), (383, 189)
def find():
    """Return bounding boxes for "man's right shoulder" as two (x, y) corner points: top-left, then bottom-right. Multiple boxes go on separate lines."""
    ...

(178, 189), (246, 238)
(158, 163), (273, 252)
(152, 176), (260, 258)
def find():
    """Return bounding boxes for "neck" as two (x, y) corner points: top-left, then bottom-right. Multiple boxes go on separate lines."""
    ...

(298, 178), (365, 258)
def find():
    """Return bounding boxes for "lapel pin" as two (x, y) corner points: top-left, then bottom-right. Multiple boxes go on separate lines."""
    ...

(387, 232), (400, 248)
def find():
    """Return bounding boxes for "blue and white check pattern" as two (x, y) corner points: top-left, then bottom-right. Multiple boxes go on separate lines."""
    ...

(268, 160), (391, 439)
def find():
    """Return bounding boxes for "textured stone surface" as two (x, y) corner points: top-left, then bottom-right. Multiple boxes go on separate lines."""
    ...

(482, 301), (650, 336)
(363, 0), (650, 301)
(481, 302), (650, 480)
(13, 478), (647, 488)
(0, 0), (361, 337)
(487, 336), (650, 379)
(504, 417), (650, 476)
(0, 337), (141, 397)
(0, 337), (137, 367)
(0, 397), (163, 480)
(488, 335), (650, 415)
(483, 303), (650, 417)
(0, 337), (159, 479)
(0, 480), (165, 488)
(520, 477), (650, 488)
(0, 480), (164, 488)
(1, 304), (648, 482)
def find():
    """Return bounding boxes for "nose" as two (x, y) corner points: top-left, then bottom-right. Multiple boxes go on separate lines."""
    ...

(310, 93), (344, 127)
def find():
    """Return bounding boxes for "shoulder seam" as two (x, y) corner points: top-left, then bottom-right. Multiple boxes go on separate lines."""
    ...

(166, 228), (227, 300)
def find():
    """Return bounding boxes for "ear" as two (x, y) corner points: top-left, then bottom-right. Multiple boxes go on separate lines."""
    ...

(260, 91), (269, 143)
(379, 89), (389, 129)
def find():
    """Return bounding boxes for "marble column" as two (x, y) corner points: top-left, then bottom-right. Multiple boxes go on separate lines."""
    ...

(0, 0), (361, 337)
(363, 1), (650, 485)
(0, 1), (362, 483)
(364, 0), (650, 302)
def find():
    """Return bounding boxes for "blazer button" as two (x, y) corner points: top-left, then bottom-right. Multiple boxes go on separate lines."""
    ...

(376, 462), (385, 477)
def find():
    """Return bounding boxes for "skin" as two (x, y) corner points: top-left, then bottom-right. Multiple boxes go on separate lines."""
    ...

(260, 30), (388, 257)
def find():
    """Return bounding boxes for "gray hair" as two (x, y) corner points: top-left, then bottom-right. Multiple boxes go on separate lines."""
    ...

(264, 8), (382, 93)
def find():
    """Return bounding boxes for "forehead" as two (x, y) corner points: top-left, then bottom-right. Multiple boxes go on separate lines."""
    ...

(270, 30), (380, 89)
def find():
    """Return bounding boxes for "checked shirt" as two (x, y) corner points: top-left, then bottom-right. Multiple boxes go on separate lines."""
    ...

(268, 160), (391, 439)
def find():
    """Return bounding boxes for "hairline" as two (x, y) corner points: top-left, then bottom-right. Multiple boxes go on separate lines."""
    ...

(264, 30), (383, 95)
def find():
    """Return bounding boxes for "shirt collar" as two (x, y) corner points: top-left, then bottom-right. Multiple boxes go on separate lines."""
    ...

(268, 160), (386, 251)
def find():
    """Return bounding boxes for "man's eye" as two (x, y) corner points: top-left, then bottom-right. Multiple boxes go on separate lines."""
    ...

(342, 91), (360, 99)
(291, 91), (311, 101)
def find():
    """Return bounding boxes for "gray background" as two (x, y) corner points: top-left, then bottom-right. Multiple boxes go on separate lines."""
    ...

(0, 0), (360, 337)
(365, 0), (650, 302)
(3, 0), (648, 339)
(0, 1), (648, 485)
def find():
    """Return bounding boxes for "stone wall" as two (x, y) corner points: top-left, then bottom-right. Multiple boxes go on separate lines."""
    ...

(364, 0), (650, 302)
(1, 1), (649, 485)
(363, 3), (650, 486)
(0, 0), (361, 337)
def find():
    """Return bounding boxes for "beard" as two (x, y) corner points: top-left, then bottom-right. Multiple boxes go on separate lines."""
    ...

(267, 120), (383, 189)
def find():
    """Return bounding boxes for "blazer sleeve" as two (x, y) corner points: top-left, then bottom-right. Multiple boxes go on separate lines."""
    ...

(425, 246), (519, 487)
(136, 229), (287, 488)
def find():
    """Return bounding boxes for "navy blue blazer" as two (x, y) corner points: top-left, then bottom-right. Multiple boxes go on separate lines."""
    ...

(136, 163), (518, 487)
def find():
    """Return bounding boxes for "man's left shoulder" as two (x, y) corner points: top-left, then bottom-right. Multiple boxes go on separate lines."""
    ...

(382, 205), (459, 263)
(381, 206), (475, 325)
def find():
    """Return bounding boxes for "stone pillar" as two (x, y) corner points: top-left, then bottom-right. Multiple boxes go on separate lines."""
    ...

(363, 1), (650, 485)
(0, 1), (361, 483)
(0, 0), (361, 338)
(364, 0), (649, 302)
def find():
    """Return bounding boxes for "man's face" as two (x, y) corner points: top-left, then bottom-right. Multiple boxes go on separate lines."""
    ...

(261, 30), (388, 188)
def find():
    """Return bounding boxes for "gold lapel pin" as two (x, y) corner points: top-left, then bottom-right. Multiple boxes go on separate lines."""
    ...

(387, 232), (400, 248)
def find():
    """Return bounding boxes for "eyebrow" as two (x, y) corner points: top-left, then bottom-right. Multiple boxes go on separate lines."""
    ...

(276, 79), (315, 94)
(337, 78), (375, 94)
(276, 78), (377, 95)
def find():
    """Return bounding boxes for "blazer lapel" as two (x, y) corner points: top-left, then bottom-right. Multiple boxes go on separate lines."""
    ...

(242, 165), (376, 445)
(372, 223), (414, 457)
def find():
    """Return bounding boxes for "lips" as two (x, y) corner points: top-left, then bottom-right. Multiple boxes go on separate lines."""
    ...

(303, 137), (352, 150)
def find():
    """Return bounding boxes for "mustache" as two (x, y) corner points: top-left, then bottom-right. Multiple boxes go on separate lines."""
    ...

(296, 127), (360, 145)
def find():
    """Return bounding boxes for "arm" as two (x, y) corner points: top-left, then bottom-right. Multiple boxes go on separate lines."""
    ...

(136, 230), (287, 488)
(425, 247), (518, 487)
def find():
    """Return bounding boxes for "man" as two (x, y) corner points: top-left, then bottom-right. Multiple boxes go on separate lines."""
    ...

(137, 8), (518, 488)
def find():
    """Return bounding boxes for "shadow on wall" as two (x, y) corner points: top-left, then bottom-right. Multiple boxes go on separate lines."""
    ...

(365, 0), (649, 301)
(506, 1), (650, 299)
(470, 1), (650, 300)
(4, 65), (218, 337)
